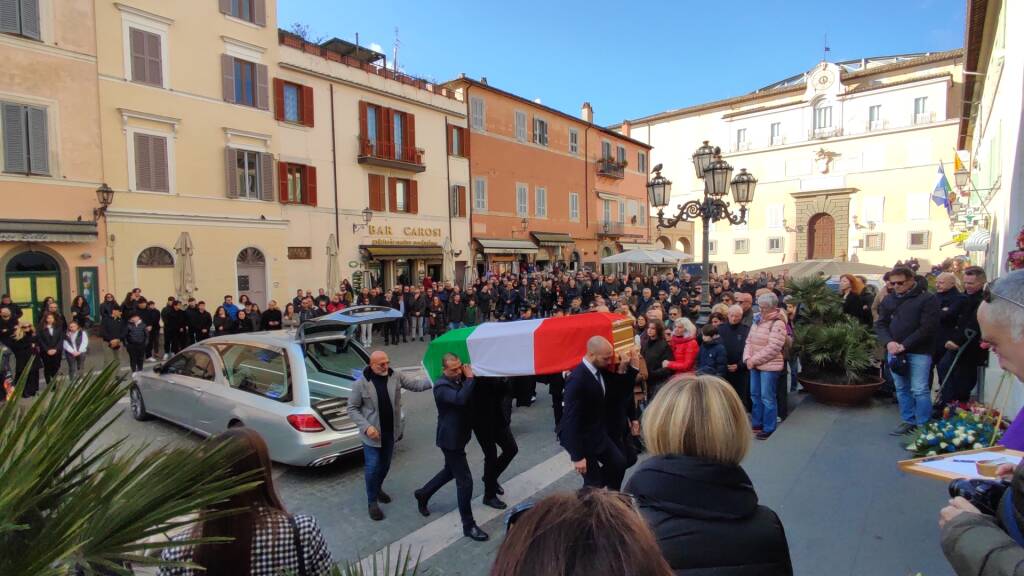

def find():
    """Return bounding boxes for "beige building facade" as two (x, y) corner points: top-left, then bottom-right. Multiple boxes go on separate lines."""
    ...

(276, 32), (470, 292)
(958, 0), (1024, 411)
(0, 0), (106, 324)
(627, 51), (966, 273)
(96, 0), (287, 308)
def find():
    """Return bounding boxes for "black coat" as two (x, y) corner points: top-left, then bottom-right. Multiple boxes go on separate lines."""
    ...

(559, 362), (612, 462)
(101, 315), (126, 343)
(432, 374), (477, 451)
(875, 284), (940, 355)
(718, 323), (750, 365)
(934, 289), (967, 356)
(951, 290), (988, 366)
(642, 338), (674, 390)
(624, 455), (793, 576)
(841, 291), (874, 327)
(36, 325), (63, 355)
(260, 309), (282, 331)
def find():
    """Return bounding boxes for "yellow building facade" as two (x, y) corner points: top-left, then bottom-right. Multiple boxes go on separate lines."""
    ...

(96, 0), (286, 307)
(628, 51), (966, 272)
(0, 0), (107, 324)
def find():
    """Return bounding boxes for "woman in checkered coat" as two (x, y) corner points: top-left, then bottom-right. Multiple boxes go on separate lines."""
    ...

(158, 428), (334, 576)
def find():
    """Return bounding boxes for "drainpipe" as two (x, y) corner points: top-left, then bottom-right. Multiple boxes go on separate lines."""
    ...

(584, 125), (591, 268)
(445, 116), (454, 244)
(330, 84), (341, 252)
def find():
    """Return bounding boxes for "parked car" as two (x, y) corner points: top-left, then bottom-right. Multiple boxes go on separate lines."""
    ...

(129, 306), (405, 467)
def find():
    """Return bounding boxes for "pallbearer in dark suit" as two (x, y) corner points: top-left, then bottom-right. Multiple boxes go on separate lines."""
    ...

(414, 353), (489, 542)
(559, 336), (627, 490)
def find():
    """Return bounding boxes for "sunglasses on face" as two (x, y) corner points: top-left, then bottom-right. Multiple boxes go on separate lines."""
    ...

(890, 280), (906, 286)
(983, 284), (1024, 311)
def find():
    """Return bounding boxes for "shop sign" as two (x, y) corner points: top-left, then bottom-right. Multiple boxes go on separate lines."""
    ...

(287, 247), (312, 260)
(367, 224), (443, 246)
(0, 232), (95, 243)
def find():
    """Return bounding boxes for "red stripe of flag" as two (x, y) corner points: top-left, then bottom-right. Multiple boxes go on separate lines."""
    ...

(533, 312), (621, 375)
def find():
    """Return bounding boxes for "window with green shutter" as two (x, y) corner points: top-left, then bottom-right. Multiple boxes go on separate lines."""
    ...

(0, 0), (41, 40)
(2, 102), (48, 175)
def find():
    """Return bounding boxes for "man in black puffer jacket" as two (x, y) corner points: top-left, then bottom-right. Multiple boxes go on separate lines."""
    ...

(875, 267), (939, 436)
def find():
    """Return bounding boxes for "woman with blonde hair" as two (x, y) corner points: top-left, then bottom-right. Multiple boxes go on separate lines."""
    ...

(624, 375), (792, 575)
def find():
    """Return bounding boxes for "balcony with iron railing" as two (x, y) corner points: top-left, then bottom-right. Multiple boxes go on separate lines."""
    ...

(357, 137), (425, 173)
(597, 221), (626, 236)
(808, 126), (843, 140)
(912, 111), (936, 125)
(597, 158), (625, 179)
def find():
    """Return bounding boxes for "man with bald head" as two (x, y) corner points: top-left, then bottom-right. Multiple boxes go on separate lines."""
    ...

(347, 350), (432, 521)
(559, 335), (628, 489)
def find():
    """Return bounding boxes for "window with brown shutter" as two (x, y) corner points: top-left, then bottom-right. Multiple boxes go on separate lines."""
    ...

(408, 179), (418, 214)
(277, 160), (288, 202)
(129, 27), (162, 87)
(368, 173), (385, 211)
(305, 165), (317, 206)
(273, 79), (284, 121)
(388, 177), (398, 212)
(301, 85), (314, 127)
(448, 126), (465, 157)
(457, 185), (466, 217)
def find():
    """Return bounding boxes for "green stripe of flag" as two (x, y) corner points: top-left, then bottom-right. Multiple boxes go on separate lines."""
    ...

(422, 326), (475, 381)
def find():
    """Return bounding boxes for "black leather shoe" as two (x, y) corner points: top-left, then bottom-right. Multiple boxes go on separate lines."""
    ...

(414, 490), (430, 517)
(368, 503), (384, 521)
(495, 483), (505, 496)
(483, 496), (507, 510)
(463, 525), (489, 541)
(377, 490), (392, 504)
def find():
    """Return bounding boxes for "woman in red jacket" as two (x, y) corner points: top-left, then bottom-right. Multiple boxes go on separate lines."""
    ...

(663, 317), (699, 374)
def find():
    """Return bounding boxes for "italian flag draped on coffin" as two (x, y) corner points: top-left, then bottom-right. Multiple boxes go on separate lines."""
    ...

(422, 312), (634, 381)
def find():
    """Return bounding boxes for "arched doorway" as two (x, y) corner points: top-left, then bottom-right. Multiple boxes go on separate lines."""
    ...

(807, 213), (836, 260)
(236, 247), (267, 307)
(5, 250), (62, 325)
(676, 238), (692, 256)
(656, 236), (671, 250)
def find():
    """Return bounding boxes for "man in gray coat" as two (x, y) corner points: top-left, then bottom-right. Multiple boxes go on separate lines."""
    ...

(347, 350), (432, 521)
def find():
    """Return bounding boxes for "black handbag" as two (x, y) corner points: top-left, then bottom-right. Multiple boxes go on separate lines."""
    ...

(889, 352), (910, 377)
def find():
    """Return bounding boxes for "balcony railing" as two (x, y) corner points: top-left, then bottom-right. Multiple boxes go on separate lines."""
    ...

(597, 221), (625, 236)
(357, 137), (425, 172)
(597, 158), (625, 179)
(808, 126), (843, 140)
(912, 112), (936, 125)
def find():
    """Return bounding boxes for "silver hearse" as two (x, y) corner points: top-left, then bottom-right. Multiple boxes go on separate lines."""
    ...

(129, 306), (403, 467)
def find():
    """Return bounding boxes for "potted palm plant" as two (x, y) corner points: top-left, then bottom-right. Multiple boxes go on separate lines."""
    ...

(787, 276), (884, 406)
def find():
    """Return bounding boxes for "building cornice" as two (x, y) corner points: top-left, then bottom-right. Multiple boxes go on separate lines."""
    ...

(278, 61), (466, 118)
(119, 108), (181, 134)
(106, 209), (288, 229)
(114, 3), (174, 26)
(0, 32), (96, 64)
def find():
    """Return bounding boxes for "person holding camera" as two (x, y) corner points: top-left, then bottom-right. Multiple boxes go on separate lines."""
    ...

(940, 270), (1024, 575)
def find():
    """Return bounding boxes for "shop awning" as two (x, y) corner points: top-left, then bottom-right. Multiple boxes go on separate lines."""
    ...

(596, 192), (620, 202)
(0, 219), (98, 243)
(531, 232), (574, 246)
(475, 238), (539, 255)
(964, 229), (991, 252)
(361, 245), (443, 258)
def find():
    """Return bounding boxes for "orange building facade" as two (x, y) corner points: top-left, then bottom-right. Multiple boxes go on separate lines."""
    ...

(446, 78), (652, 275)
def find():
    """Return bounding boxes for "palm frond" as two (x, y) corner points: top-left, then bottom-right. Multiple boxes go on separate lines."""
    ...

(0, 363), (259, 576)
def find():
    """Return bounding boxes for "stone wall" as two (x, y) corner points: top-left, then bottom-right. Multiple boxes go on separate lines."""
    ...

(794, 194), (851, 261)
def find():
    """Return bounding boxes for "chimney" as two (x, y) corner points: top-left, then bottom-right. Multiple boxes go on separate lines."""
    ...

(581, 101), (593, 123)
(480, 76), (488, 85)
(620, 119), (631, 137)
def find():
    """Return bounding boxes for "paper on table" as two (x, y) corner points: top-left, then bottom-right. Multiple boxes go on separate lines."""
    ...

(917, 451), (1022, 478)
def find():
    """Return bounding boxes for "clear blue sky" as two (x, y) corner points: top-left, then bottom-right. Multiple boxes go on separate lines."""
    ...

(279, 0), (965, 125)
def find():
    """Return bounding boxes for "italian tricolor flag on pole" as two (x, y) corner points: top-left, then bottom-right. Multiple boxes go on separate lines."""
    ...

(422, 312), (632, 381)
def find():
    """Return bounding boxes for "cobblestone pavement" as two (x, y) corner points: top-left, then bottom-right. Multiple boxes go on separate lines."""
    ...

(86, 338), (956, 575)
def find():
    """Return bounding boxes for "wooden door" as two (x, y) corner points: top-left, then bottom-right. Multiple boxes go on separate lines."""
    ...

(807, 213), (835, 260)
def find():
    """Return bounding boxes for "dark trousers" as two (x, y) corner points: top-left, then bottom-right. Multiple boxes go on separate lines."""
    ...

(127, 343), (146, 372)
(513, 376), (536, 406)
(726, 369), (751, 412)
(383, 320), (398, 345)
(163, 329), (173, 354)
(545, 373), (565, 427)
(476, 424), (518, 498)
(41, 352), (61, 385)
(363, 438), (394, 504)
(420, 448), (475, 528)
(937, 350), (980, 406)
(15, 353), (39, 398)
(145, 330), (158, 358)
(582, 438), (627, 490)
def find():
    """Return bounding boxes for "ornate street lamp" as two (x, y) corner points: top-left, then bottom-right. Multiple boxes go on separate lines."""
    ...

(353, 206), (374, 233)
(954, 167), (970, 192)
(93, 183), (114, 221)
(649, 142), (757, 324)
